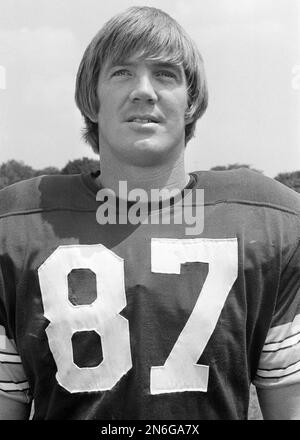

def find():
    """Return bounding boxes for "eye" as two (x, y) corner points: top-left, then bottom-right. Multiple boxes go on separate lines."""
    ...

(111, 69), (131, 78)
(156, 70), (177, 80)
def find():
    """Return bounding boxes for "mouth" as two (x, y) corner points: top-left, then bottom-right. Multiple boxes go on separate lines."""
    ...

(130, 119), (157, 124)
(126, 115), (160, 124)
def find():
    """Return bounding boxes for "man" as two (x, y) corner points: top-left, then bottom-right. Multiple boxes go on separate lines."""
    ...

(0, 6), (300, 420)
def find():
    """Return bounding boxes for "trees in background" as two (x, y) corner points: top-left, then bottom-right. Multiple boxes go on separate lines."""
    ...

(274, 171), (300, 193)
(210, 163), (263, 173)
(61, 157), (99, 175)
(210, 164), (300, 193)
(0, 160), (36, 189)
(0, 160), (60, 189)
(0, 159), (299, 193)
(0, 158), (98, 189)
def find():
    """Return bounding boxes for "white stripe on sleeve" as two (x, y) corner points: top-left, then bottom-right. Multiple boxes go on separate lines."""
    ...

(0, 325), (31, 403)
(254, 314), (300, 389)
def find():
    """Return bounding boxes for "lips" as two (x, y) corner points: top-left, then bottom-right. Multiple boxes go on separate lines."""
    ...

(126, 114), (160, 123)
(131, 118), (156, 123)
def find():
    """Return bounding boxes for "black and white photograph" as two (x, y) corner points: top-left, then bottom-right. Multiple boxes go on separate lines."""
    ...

(0, 0), (299, 423)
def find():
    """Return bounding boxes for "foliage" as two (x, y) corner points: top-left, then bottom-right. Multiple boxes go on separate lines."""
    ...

(211, 164), (300, 193)
(0, 160), (299, 195)
(0, 158), (99, 189)
(274, 171), (300, 193)
(37, 166), (61, 176)
(0, 160), (36, 189)
(210, 163), (263, 173)
(60, 157), (99, 175)
(248, 384), (263, 420)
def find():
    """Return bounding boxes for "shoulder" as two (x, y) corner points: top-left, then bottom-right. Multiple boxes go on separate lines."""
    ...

(0, 175), (43, 218)
(192, 168), (300, 214)
(0, 174), (94, 218)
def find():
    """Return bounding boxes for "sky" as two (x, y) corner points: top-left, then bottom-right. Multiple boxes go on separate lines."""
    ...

(0, 0), (299, 178)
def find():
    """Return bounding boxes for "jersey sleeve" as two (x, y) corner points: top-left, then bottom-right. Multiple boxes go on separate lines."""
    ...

(0, 214), (31, 404)
(253, 235), (300, 389)
(0, 325), (31, 404)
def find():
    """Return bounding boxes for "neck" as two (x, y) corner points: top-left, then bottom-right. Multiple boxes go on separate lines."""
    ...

(96, 149), (189, 200)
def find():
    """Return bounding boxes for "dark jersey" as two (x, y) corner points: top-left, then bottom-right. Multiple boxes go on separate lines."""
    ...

(0, 169), (300, 419)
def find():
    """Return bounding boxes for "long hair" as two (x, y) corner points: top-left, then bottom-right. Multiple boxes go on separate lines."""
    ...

(75, 6), (208, 153)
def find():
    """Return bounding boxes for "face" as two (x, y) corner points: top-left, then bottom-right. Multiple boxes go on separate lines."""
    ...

(95, 54), (189, 167)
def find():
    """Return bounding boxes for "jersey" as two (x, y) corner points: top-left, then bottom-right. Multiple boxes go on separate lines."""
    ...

(0, 169), (300, 420)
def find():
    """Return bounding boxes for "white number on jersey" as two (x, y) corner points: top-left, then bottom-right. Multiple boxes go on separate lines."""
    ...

(38, 239), (238, 394)
(150, 238), (238, 394)
(38, 244), (132, 393)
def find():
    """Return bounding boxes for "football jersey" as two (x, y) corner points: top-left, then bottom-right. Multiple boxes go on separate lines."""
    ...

(0, 169), (300, 420)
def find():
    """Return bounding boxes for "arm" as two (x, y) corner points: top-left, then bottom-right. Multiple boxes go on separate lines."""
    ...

(0, 393), (31, 420)
(257, 383), (300, 420)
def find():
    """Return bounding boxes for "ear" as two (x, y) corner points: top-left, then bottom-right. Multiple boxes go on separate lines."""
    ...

(184, 105), (193, 125)
(87, 111), (98, 124)
(87, 92), (100, 123)
(184, 114), (193, 125)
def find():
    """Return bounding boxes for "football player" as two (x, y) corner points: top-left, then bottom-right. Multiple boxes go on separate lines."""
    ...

(0, 6), (300, 419)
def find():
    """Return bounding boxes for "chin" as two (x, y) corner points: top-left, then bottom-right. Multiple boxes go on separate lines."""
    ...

(125, 142), (172, 167)
(137, 138), (173, 153)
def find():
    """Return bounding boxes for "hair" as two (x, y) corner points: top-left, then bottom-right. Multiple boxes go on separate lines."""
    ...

(75, 6), (208, 153)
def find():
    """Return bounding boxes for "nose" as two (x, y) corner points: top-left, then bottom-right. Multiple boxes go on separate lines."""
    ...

(129, 73), (158, 104)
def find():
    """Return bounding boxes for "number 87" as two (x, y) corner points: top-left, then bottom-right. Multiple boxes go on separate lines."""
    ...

(38, 238), (238, 394)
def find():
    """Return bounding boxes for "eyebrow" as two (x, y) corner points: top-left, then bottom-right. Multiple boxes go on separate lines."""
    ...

(108, 60), (181, 69)
(151, 62), (183, 71)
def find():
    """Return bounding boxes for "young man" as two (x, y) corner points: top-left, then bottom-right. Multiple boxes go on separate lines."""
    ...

(0, 6), (300, 420)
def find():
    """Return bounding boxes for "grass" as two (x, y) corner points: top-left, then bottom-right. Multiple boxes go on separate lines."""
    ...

(248, 384), (263, 420)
